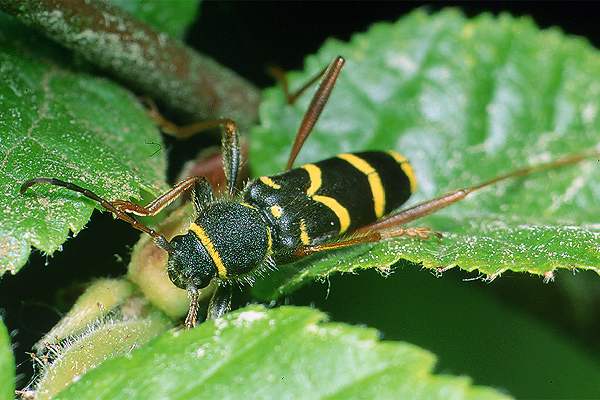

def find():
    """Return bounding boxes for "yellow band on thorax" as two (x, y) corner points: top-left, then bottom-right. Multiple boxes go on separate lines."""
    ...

(188, 223), (228, 279)
(240, 202), (258, 210)
(270, 204), (283, 218)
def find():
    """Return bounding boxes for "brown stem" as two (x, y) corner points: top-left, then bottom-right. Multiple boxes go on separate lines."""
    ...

(0, 0), (260, 129)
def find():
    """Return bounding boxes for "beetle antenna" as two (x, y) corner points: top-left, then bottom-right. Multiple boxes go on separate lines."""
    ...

(20, 177), (173, 253)
(286, 56), (345, 170)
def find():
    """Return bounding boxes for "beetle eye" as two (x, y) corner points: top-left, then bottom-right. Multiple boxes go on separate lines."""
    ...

(166, 234), (216, 290)
(167, 253), (187, 289)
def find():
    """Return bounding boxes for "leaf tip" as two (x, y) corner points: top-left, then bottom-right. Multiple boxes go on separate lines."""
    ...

(0, 233), (30, 276)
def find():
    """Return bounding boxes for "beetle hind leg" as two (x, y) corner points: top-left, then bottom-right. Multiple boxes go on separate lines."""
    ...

(293, 225), (440, 258)
(381, 226), (442, 240)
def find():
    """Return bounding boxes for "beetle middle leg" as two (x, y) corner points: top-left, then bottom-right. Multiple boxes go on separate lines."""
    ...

(268, 63), (327, 105)
(143, 99), (242, 195)
(356, 150), (598, 234)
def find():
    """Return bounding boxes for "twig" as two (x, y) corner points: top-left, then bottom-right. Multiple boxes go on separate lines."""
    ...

(0, 0), (260, 128)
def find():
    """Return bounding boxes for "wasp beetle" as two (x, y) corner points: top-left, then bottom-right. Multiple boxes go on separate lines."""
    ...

(20, 57), (597, 327)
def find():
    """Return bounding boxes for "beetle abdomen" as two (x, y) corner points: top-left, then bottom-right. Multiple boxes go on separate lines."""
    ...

(244, 151), (416, 259)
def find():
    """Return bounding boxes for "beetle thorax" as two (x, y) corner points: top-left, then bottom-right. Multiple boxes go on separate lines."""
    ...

(192, 200), (270, 280)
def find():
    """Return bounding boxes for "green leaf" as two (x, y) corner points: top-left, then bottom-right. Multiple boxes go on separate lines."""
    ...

(0, 13), (167, 275)
(250, 9), (600, 300)
(307, 266), (600, 398)
(0, 318), (14, 400)
(110, 0), (200, 39)
(55, 306), (511, 399)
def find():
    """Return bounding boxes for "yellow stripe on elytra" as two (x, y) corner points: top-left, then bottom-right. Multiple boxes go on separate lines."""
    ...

(302, 163), (351, 234)
(337, 153), (386, 218)
(301, 164), (322, 196)
(388, 150), (417, 193)
(313, 195), (351, 234)
(189, 223), (228, 279)
(299, 219), (311, 245)
(259, 176), (281, 189)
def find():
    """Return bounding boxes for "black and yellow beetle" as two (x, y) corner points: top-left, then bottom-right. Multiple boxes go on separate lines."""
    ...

(20, 56), (596, 327)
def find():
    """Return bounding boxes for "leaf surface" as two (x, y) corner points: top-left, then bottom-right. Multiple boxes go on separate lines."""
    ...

(56, 306), (511, 400)
(0, 13), (167, 274)
(0, 319), (14, 400)
(250, 10), (600, 300)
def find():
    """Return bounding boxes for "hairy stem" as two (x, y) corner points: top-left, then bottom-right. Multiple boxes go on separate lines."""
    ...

(0, 0), (260, 128)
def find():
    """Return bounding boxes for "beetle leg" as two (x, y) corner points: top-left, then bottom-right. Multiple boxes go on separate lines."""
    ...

(184, 288), (200, 329)
(268, 63), (328, 105)
(143, 99), (241, 196)
(356, 150), (599, 234)
(109, 176), (213, 217)
(206, 284), (232, 320)
(294, 226), (440, 257)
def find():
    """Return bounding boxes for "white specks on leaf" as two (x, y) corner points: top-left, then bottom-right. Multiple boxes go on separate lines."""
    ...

(233, 310), (267, 327)
(0, 32), (167, 274)
(195, 346), (207, 358)
(213, 318), (229, 333)
(385, 53), (417, 75)
(582, 103), (597, 123)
